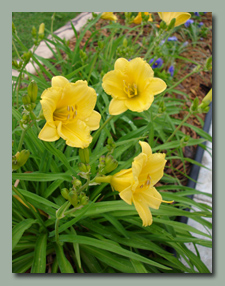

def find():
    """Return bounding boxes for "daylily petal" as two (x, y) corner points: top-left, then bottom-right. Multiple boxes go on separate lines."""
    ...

(142, 153), (166, 185)
(102, 70), (127, 99)
(57, 120), (92, 149)
(133, 197), (153, 227)
(57, 80), (97, 119)
(119, 186), (133, 205)
(84, 110), (101, 131)
(41, 86), (62, 102)
(128, 58), (154, 88)
(138, 187), (162, 210)
(109, 98), (128, 115)
(114, 58), (129, 73)
(38, 122), (59, 142)
(40, 97), (56, 124)
(139, 141), (152, 157)
(147, 77), (167, 95)
(124, 94), (153, 112)
(132, 153), (147, 188)
(175, 13), (192, 27)
(51, 76), (69, 88)
(111, 168), (133, 192)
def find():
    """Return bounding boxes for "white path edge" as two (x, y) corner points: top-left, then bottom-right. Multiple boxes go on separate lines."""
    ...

(12, 12), (213, 272)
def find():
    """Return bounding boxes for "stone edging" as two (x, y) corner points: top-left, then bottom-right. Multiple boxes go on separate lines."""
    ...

(12, 12), (100, 78)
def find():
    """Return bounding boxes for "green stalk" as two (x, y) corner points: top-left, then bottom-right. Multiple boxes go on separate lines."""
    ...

(12, 39), (22, 61)
(166, 113), (191, 143)
(55, 218), (62, 246)
(17, 129), (27, 152)
(91, 115), (114, 147)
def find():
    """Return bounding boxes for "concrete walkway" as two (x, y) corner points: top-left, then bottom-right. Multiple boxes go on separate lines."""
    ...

(12, 12), (212, 273)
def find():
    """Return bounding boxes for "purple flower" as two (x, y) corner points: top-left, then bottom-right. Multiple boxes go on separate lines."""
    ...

(182, 41), (189, 47)
(203, 12), (207, 14)
(184, 19), (194, 28)
(194, 12), (200, 16)
(160, 40), (166, 46)
(198, 22), (204, 27)
(149, 58), (154, 64)
(168, 65), (174, 77)
(167, 36), (178, 42)
(152, 58), (163, 69)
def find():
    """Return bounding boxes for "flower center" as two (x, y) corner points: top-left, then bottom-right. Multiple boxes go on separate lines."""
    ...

(123, 80), (138, 98)
(54, 104), (78, 123)
(139, 174), (151, 189)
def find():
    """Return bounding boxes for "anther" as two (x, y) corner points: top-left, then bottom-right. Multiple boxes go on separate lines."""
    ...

(67, 106), (70, 111)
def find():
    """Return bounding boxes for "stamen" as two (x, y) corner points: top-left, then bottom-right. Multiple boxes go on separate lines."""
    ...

(71, 106), (74, 112)
(67, 114), (70, 120)
(140, 185), (144, 188)
(67, 106), (70, 111)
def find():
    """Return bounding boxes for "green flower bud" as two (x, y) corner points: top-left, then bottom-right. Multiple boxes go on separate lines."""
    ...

(103, 155), (118, 174)
(22, 51), (32, 65)
(38, 23), (45, 35)
(79, 148), (89, 164)
(72, 177), (82, 189)
(205, 56), (212, 71)
(167, 18), (176, 30)
(68, 191), (78, 207)
(123, 38), (128, 48)
(80, 195), (89, 206)
(22, 94), (31, 105)
(61, 188), (69, 200)
(12, 150), (30, 170)
(160, 20), (167, 30)
(78, 162), (90, 173)
(190, 97), (199, 113)
(180, 135), (190, 147)
(27, 80), (38, 103)
(32, 26), (37, 38)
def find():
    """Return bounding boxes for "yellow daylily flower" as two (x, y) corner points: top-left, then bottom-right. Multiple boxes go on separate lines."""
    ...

(102, 57), (167, 115)
(101, 12), (118, 22)
(110, 141), (169, 226)
(38, 76), (101, 149)
(133, 12), (153, 24)
(158, 12), (191, 27)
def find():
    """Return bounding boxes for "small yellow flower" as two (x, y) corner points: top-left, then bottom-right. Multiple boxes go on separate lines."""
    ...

(38, 76), (101, 149)
(110, 141), (169, 226)
(158, 12), (191, 27)
(102, 57), (167, 115)
(101, 12), (118, 22)
(133, 12), (153, 24)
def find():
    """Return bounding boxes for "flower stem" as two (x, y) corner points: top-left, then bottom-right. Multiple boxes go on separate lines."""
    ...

(17, 128), (27, 152)
(55, 218), (62, 246)
(166, 113), (191, 143)
(91, 115), (114, 147)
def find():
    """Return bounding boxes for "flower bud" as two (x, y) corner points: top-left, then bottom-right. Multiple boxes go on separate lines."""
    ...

(31, 26), (37, 38)
(80, 195), (89, 206)
(61, 188), (69, 200)
(180, 135), (190, 147)
(72, 177), (82, 189)
(22, 94), (31, 105)
(190, 97), (199, 113)
(12, 150), (30, 170)
(27, 80), (38, 103)
(167, 18), (176, 30)
(202, 89), (212, 104)
(103, 155), (118, 174)
(160, 20), (167, 30)
(38, 23), (45, 35)
(123, 38), (128, 48)
(79, 148), (89, 164)
(78, 162), (90, 173)
(68, 190), (78, 207)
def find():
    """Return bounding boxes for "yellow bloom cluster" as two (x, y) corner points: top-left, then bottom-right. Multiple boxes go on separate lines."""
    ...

(101, 12), (118, 22)
(38, 56), (170, 226)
